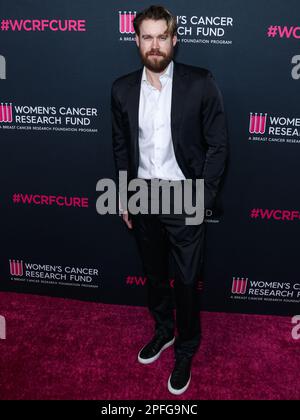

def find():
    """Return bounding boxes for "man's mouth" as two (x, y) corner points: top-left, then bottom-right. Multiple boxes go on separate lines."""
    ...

(148, 52), (163, 56)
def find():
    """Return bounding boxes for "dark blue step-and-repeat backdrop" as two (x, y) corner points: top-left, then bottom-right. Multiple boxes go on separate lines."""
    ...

(1, 0), (300, 315)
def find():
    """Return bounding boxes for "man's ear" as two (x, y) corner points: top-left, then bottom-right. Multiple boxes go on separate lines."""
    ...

(135, 35), (140, 48)
(172, 35), (178, 47)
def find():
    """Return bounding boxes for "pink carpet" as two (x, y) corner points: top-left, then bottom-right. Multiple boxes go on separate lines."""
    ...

(0, 292), (299, 400)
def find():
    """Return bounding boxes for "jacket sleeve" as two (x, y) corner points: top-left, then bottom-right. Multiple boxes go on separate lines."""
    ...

(111, 82), (130, 212)
(201, 71), (228, 209)
(111, 82), (129, 174)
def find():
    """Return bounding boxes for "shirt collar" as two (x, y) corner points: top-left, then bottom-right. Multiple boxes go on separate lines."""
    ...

(142, 60), (174, 86)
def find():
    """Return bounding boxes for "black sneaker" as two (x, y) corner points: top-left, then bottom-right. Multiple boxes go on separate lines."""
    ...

(138, 334), (175, 365)
(167, 357), (192, 395)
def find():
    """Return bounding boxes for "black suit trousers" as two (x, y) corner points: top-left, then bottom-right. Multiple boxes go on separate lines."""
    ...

(130, 180), (205, 360)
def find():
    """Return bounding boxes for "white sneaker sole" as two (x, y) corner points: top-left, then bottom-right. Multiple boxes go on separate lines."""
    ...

(138, 337), (175, 365)
(167, 373), (191, 395)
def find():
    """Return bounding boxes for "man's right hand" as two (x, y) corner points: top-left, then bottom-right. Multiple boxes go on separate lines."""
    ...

(120, 211), (133, 229)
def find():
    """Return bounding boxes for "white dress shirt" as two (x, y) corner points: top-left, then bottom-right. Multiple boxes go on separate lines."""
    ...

(137, 60), (186, 181)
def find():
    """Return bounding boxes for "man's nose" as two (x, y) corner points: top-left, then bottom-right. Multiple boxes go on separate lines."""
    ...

(151, 37), (159, 49)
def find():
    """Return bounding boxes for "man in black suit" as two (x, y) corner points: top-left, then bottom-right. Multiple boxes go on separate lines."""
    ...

(111, 5), (228, 395)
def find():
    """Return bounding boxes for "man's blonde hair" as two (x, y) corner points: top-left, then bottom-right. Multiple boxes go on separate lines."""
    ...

(133, 5), (177, 37)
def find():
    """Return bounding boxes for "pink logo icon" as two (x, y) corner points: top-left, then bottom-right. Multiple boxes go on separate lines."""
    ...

(231, 277), (248, 295)
(249, 112), (267, 134)
(119, 11), (136, 34)
(9, 259), (23, 276)
(0, 102), (13, 123)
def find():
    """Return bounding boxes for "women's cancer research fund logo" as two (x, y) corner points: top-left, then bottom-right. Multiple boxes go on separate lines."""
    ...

(0, 102), (13, 122)
(119, 11), (136, 34)
(0, 101), (99, 133)
(249, 113), (268, 135)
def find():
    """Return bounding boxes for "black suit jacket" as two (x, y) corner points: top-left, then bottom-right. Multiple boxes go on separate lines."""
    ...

(111, 61), (228, 209)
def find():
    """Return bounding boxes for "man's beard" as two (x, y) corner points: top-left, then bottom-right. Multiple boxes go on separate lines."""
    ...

(140, 48), (173, 73)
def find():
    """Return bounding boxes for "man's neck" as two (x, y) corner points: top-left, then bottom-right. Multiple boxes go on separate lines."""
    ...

(145, 66), (166, 83)
(145, 61), (171, 90)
